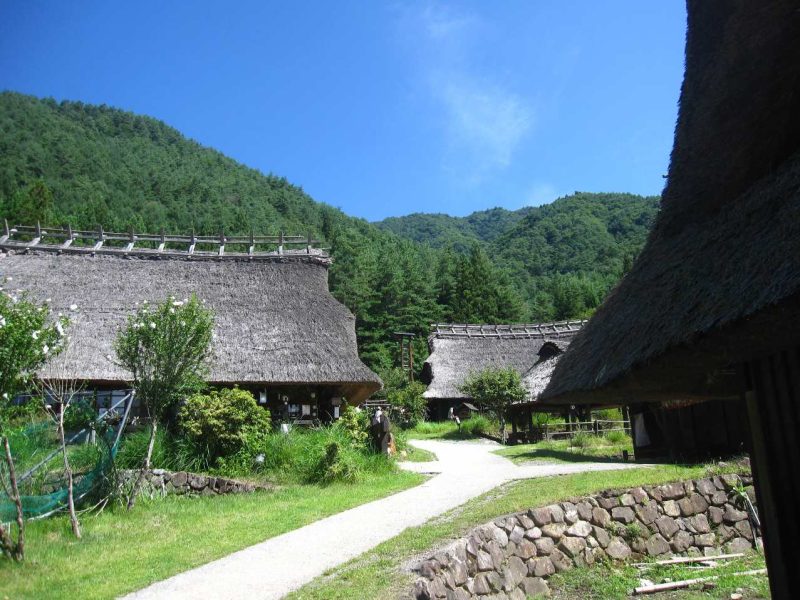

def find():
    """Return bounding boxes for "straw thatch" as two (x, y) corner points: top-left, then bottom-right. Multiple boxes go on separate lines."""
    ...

(422, 321), (584, 400)
(543, 0), (800, 405)
(0, 249), (381, 401)
(522, 355), (562, 401)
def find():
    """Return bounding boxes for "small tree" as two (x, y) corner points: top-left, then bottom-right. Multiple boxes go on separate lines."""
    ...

(0, 287), (66, 561)
(460, 367), (526, 444)
(387, 381), (427, 429)
(114, 294), (213, 509)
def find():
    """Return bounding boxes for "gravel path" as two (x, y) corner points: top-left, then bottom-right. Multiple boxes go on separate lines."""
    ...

(124, 438), (645, 600)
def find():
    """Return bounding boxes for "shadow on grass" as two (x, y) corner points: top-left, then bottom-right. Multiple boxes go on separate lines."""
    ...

(508, 448), (631, 464)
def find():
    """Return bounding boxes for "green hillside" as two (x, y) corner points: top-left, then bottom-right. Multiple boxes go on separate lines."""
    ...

(0, 91), (660, 371)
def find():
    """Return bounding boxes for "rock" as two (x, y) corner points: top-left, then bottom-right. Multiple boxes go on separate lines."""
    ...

(487, 541), (504, 570)
(717, 524), (737, 543)
(592, 526), (611, 548)
(566, 520), (593, 537)
(522, 577), (550, 598)
(694, 533), (716, 547)
(171, 471), (188, 487)
(708, 506), (724, 525)
(504, 556), (527, 589)
(630, 536), (647, 555)
(477, 550), (494, 572)
(631, 487), (649, 504)
(414, 578), (431, 600)
(685, 514), (711, 534)
(466, 535), (481, 557)
(429, 576), (447, 598)
(730, 593), (744, 600)
(638, 578), (655, 588)
(734, 520), (754, 540)
(420, 560), (440, 580)
(662, 500), (681, 517)
(529, 507), (552, 527)
(540, 523), (568, 539)
(635, 503), (659, 525)
(576, 501), (593, 521)
(702, 581), (717, 591)
(645, 534), (670, 556)
(612, 506), (636, 524)
(591, 507), (611, 527)
(549, 549), (573, 572)
(530, 556), (555, 578)
(518, 514), (534, 529)
(659, 483), (686, 500)
(721, 474), (739, 489)
(558, 536), (587, 558)
(606, 538), (632, 560)
(695, 478), (717, 496)
(619, 493), (636, 507)
(446, 589), (469, 600)
(654, 516), (680, 539)
(711, 490), (728, 505)
(648, 486), (662, 502)
(473, 573), (492, 595)
(490, 525), (509, 548)
(670, 530), (694, 553)
(678, 493), (708, 516)
(547, 504), (565, 523)
(723, 504), (749, 523)
(515, 540), (537, 560)
(509, 525), (525, 545)
(598, 496), (618, 510)
(189, 475), (208, 490)
(524, 527), (542, 540)
(534, 537), (555, 555)
(687, 546), (702, 557)
(508, 589), (526, 600)
(486, 571), (503, 592)
(452, 559), (468, 586)
(726, 537), (753, 554)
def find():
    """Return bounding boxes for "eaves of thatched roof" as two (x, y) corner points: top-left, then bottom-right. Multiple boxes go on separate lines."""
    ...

(543, 1), (800, 405)
(422, 322), (584, 400)
(0, 250), (381, 401)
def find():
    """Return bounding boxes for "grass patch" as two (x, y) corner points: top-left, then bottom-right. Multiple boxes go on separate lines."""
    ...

(400, 444), (436, 463)
(496, 435), (634, 464)
(549, 553), (769, 599)
(288, 463), (723, 600)
(0, 471), (424, 600)
(404, 416), (495, 440)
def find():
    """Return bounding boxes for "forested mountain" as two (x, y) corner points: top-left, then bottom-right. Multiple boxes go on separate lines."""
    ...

(0, 92), (659, 374)
(376, 206), (534, 252)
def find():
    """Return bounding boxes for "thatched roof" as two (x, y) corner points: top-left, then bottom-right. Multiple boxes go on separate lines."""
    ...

(0, 248), (381, 401)
(522, 355), (561, 401)
(422, 321), (585, 400)
(543, 1), (800, 405)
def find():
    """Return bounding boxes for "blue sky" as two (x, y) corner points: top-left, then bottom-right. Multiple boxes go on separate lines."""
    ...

(0, 1), (686, 221)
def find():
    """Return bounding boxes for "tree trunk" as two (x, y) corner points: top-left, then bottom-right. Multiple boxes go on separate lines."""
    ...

(499, 413), (506, 445)
(126, 421), (157, 511)
(58, 405), (81, 538)
(2, 436), (25, 561)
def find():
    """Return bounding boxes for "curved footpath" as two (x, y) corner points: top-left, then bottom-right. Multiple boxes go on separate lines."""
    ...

(124, 439), (645, 600)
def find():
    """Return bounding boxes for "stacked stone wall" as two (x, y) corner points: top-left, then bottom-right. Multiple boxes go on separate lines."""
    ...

(117, 468), (272, 498)
(414, 470), (756, 599)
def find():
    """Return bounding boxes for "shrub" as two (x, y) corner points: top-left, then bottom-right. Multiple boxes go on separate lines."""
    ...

(179, 387), (271, 465)
(571, 431), (598, 449)
(459, 367), (526, 442)
(334, 405), (369, 448)
(604, 430), (630, 445)
(387, 381), (427, 429)
(461, 414), (491, 436)
(312, 441), (358, 484)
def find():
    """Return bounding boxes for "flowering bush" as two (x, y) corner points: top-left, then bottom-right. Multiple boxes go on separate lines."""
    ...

(0, 285), (67, 426)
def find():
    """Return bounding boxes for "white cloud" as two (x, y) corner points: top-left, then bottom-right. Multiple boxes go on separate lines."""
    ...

(397, 2), (534, 181)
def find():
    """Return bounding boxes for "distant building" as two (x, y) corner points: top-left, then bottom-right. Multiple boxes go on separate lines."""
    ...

(420, 321), (585, 420)
(0, 225), (381, 423)
(541, 2), (800, 597)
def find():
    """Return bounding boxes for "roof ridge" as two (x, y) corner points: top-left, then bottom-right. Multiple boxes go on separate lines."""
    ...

(0, 221), (330, 263)
(430, 320), (587, 339)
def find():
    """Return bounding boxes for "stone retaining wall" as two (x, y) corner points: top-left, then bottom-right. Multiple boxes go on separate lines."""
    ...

(414, 470), (756, 599)
(117, 469), (272, 498)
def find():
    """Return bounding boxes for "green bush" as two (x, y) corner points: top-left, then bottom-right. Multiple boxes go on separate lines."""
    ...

(334, 405), (369, 448)
(604, 430), (630, 445)
(571, 431), (599, 449)
(461, 414), (491, 436)
(179, 387), (271, 465)
(387, 381), (427, 429)
(312, 441), (358, 484)
(115, 426), (207, 473)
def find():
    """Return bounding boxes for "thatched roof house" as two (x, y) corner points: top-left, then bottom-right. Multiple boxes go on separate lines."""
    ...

(0, 225), (381, 421)
(421, 321), (584, 420)
(542, 2), (800, 596)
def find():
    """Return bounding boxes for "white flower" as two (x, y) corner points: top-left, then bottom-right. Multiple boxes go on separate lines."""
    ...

(2, 393), (7, 400)
(45, 298), (51, 303)
(69, 304), (78, 311)
(172, 300), (183, 307)
(5, 277), (11, 282)
(105, 354), (113, 361)
(42, 344), (49, 355)
(149, 322), (156, 329)
(32, 330), (40, 340)
(55, 322), (65, 337)
(142, 300), (149, 305)
(169, 307), (175, 314)
(180, 320), (186, 327)
(0, 316), (5, 327)
(182, 298), (188, 303)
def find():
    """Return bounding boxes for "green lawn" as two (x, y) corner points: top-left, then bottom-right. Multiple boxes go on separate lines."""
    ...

(400, 444), (436, 462)
(550, 552), (769, 599)
(0, 471), (423, 600)
(496, 436), (634, 464)
(288, 463), (723, 600)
